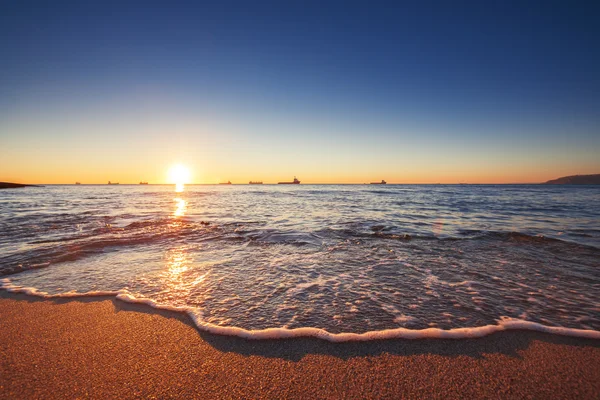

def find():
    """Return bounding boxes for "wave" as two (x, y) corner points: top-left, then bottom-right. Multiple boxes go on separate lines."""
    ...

(473, 231), (600, 249)
(2, 278), (598, 342)
(321, 227), (598, 248)
(3, 222), (597, 277)
(366, 190), (393, 195)
(0, 218), (222, 276)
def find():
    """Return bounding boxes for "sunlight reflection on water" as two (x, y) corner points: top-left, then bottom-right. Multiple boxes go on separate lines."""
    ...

(1, 184), (599, 333)
(161, 246), (209, 306)
(174, 198), (187, 217)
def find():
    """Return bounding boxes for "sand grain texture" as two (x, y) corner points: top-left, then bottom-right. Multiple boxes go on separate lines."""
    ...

(1, 293), (599, 399)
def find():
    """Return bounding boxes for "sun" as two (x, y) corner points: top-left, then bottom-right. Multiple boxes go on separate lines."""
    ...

(168, 164), (191, 185)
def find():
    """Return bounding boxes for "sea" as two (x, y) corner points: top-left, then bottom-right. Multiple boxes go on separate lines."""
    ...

(1, 184), (599, 341)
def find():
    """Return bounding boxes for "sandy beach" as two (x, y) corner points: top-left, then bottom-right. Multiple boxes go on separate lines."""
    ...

(0, 292), (598, 399)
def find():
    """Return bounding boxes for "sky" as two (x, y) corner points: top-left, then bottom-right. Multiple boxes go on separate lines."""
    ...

(1, 1), (599, 184)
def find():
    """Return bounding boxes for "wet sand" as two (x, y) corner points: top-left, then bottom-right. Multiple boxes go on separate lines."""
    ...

(1, 292), (599, 399)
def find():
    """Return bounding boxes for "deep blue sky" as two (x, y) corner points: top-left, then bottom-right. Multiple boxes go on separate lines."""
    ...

(1, 1), (599, 183)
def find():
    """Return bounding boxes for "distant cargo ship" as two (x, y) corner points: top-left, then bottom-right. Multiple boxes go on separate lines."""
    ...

(370, 180), (387, 184)
(75, 182), (81, 185)
(278, 176), (300, 184)
(219, 181), (232, 185)
(249, 181), (263, 184)
(108, 181), (119, 185)
(139, 181), (148, 185)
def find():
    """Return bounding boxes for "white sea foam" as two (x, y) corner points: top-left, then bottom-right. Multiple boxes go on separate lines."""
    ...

(1, 278), (119, 298)
(2, 278), (599, 342)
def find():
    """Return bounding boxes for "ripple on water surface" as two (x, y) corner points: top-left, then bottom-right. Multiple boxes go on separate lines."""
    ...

(1, 184), (599, 339)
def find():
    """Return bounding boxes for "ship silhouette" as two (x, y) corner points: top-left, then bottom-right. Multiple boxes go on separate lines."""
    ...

(278, 176), (300, 184)
(370, 180), (387, 184)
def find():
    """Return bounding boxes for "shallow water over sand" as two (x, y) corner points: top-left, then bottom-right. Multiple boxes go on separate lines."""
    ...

(1, 184), (599, 337)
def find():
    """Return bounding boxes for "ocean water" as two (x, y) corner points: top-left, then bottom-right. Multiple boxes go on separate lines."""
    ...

(1, 184), (599, 340)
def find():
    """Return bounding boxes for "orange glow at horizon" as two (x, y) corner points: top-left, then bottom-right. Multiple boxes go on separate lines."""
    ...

(1, 148), (598, 185)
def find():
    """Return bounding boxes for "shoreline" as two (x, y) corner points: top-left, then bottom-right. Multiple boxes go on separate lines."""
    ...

(3, 282), (599, 341)
(1, 291), (599, 398)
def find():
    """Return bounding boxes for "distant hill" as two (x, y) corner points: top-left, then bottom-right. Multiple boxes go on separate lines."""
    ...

(0, 182), (39, 189)
(544, 174), (600, 185)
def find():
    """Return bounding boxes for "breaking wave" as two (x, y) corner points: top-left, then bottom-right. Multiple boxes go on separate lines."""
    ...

(2, 278), (598, 341)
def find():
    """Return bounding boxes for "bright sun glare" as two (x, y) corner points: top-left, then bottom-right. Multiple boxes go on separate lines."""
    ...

(168, 164), (191, 184)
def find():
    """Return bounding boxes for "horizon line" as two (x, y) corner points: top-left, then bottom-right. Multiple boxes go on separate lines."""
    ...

(3, 182), (549, 186)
